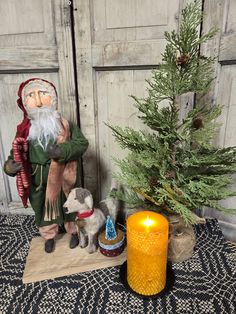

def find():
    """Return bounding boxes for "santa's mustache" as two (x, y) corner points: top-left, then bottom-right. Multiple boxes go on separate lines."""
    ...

(26, 106), (57, 119)
(27, 107), (62, 150)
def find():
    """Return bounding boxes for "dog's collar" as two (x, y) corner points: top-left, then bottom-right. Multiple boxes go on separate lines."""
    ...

(76, 208), (94, 219)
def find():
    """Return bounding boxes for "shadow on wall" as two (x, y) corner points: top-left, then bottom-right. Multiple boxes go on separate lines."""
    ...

(197, 207), (236, 241)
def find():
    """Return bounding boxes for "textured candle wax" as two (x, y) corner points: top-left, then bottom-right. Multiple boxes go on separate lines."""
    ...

(127, 211), (169, 296)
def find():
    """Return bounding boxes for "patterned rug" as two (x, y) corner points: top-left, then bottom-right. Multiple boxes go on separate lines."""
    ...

(0, 215), (235, 314)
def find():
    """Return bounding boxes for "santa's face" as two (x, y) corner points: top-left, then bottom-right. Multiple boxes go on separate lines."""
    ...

(25, 88), (52, 109)
(21, 79), (61, 150)
(22, 79), (57, 110)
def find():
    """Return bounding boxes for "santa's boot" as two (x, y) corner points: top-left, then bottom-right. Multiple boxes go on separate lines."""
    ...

(70, 233), (79, 249)
(45, 239), (55, 253)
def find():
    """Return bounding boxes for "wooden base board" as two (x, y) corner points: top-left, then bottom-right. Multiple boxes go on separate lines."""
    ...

(23, 233), (126, 284)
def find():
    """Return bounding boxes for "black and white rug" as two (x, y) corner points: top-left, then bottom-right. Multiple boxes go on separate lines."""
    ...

(0, 215), (235, 314)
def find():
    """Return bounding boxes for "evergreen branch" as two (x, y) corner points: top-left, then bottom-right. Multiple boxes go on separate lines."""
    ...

(106, 124), (153, 152)
(110, 188), (144, 209)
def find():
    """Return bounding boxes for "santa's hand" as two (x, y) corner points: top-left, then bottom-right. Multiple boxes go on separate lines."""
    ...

(5, 159), (22, 174)
(47, 144), (62, 160)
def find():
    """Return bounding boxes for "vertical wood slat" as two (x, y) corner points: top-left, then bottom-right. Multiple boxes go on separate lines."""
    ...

(199, 0), (236, 238)
(200, 0), (224, 106)
(0, 132), (10, 212)
(73, 0), (99, 201)
(54, 0), (77, 122)
(219, 0), (236, 63)
(96, 70), (153, 197)
(214, 66), (233, 147)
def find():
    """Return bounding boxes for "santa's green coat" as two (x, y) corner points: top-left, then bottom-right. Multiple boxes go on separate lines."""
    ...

(6, 123), (88, 227)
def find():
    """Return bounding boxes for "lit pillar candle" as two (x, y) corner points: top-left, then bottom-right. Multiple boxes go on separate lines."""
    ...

(127, 211), (169, 296)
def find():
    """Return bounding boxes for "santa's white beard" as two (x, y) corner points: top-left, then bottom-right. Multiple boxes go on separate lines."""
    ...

(27, 107), (62, 150)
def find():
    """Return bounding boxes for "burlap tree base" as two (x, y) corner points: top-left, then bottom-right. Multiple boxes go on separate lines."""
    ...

(168, 215), (196, 263)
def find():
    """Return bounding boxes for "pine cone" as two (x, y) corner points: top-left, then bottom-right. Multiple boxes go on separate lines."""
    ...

(176, 189), (183, 196)
(149, 176), (159, 187)
(176, 53), (191, 67)
(192, 117), (203, 129)
(165, 171), (176, 179)
(191, 141), (198, 149)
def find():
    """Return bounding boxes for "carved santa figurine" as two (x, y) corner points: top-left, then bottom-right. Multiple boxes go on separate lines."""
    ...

(4, 78), (88, 253)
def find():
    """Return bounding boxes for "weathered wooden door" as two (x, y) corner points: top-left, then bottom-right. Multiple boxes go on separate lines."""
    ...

(73, 0), (192, 201)
(0, 0), (77, 213)
(200, 0), (236, 240)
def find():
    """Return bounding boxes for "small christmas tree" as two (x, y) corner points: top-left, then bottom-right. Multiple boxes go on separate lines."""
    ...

(105, 216), (117, 240)
(107, 1), (236, 224)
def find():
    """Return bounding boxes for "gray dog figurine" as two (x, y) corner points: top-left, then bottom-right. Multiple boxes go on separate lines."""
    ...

(63, 182), (119, 253)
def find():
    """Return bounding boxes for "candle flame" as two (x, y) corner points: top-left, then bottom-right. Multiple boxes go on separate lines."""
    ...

(143, 216), (154, 228)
